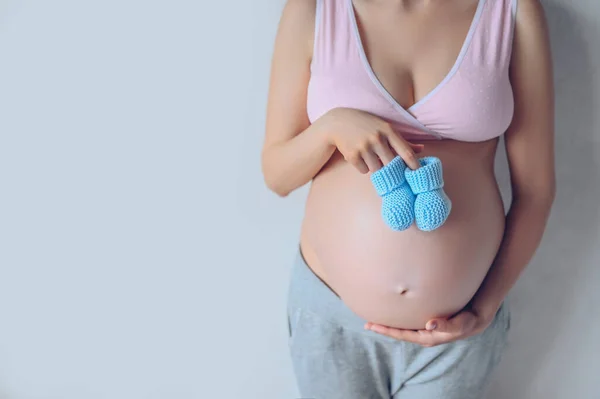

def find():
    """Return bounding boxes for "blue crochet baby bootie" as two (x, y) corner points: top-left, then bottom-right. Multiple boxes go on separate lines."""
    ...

(404, 157), (452, 232)
(370, 156), (416, 231)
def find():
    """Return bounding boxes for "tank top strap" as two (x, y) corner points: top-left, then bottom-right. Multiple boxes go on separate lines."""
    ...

(311, 0), (356, 72)
(468, 0), (519, 70)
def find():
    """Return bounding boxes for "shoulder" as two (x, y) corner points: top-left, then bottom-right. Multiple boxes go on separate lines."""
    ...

(513, 0), (548, 35)
(278, 0), (317, 36)
(276, 0), (317, 56)
(507, 0), (554, 135)
(511, 0), (551, 68)
(282, 0), (317, 16)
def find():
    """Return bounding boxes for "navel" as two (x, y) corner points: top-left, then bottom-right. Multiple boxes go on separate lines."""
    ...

(396, 285), (410, 296)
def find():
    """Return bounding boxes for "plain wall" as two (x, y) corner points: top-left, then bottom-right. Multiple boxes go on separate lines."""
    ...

(0, 0), (597, 398)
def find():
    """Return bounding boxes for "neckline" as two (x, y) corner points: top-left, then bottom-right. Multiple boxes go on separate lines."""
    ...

(347, 0), (487, 134)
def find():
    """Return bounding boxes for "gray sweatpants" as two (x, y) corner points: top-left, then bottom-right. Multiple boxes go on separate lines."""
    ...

(286, 248), (511, 399)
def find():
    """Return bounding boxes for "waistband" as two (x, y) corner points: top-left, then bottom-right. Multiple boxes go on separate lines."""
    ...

(286, 246), (508, 336)
(287, 246), (373, 334)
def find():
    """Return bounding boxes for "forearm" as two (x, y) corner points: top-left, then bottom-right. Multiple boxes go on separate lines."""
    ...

(261, 121), (336, 197)
(471, 193), (555, 315)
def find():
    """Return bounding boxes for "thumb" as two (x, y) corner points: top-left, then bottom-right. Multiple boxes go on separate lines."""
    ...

(425, 318), (445, 331)
(426, 312), (475, 333)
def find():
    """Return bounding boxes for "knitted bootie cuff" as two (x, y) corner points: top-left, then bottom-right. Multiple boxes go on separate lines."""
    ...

(370, 156), (407, 197)
(404, 157), (445, 194)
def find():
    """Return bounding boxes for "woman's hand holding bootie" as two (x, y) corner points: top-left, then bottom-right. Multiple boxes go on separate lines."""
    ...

(372, 155), (452, 232)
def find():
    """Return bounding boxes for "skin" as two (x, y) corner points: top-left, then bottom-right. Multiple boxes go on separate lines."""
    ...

(365, 0), (555, 346)
(261, 0), (424, 199)
(262, 0), (555, 346)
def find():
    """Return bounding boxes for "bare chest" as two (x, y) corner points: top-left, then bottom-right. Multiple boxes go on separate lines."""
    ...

(351, 0), (481, 109)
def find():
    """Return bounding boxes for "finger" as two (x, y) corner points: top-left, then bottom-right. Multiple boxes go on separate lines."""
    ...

(425, 319), (440, 331)
(371, 137), (396, 165)
(409, 143), (425, 154)
(434, 311), (476, 334)
(347, 154), (369, 174)
(426, 317), (452, 333)
(384, 131), (421, 170)
(368, 323), (465, 347)
(368, 324), (435, 345)
(362, 148), (384, 172)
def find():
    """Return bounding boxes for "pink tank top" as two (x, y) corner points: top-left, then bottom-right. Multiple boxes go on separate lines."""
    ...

(307, 0), (518, 142)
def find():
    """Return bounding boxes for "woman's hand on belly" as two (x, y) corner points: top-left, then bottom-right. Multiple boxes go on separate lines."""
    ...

(364, 302), (498, 347)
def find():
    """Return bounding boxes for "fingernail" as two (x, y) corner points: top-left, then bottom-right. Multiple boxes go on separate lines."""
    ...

(428, 321), (438, 331)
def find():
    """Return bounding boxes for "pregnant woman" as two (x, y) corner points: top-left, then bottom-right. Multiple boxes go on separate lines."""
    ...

(262, 0), (555, 397)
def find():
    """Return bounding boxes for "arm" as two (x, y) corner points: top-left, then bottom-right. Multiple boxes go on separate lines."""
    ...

(365, 0), (556, 344)
(261, 0), (425, 196)
(261, 0), (336, 197)
(471, 0), (556, 317)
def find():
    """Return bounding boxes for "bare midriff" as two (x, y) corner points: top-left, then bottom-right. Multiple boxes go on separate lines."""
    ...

(299, 138), (505, 330)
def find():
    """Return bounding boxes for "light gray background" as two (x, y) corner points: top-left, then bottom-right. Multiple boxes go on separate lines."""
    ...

(0, 0), (597, 398)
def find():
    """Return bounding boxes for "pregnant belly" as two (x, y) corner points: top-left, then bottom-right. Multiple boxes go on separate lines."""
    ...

(299, 139), (506, 330)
